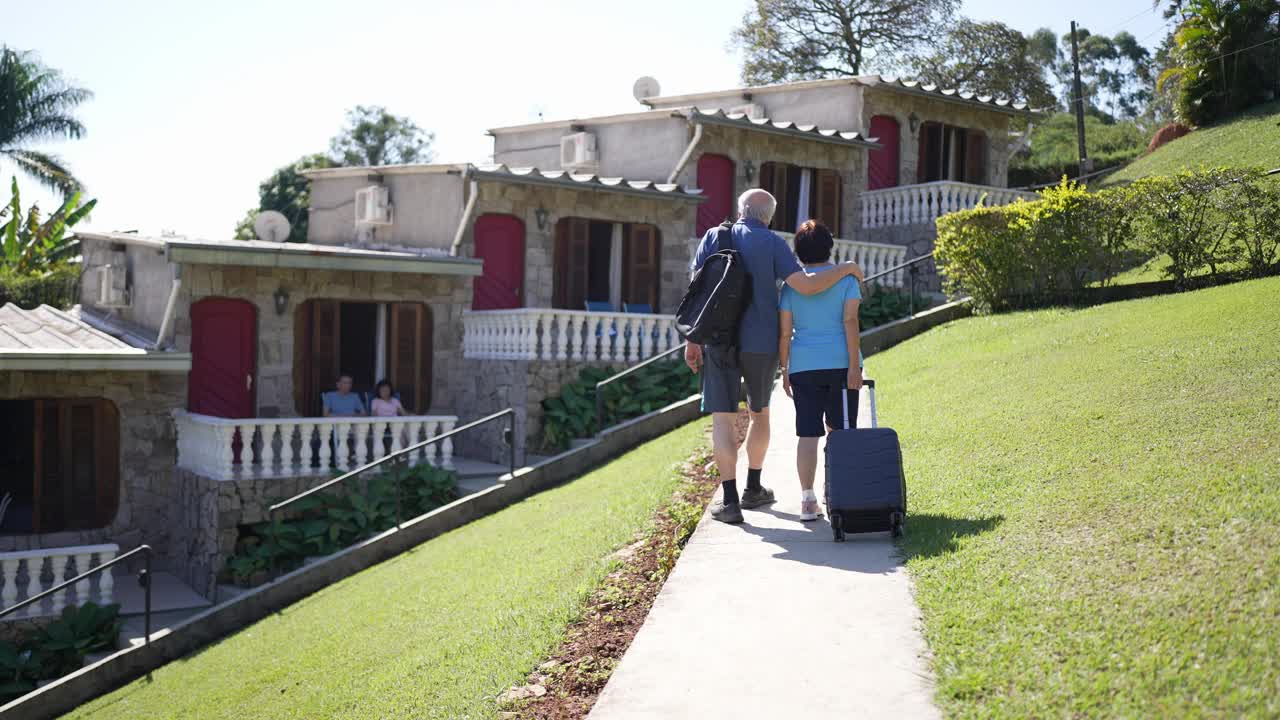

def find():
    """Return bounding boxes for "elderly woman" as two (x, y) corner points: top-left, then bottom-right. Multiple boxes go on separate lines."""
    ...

(778, 220), (863, 521)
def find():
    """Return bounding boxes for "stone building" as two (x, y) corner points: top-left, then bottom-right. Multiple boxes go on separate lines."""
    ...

(2, 73), (1035, 609)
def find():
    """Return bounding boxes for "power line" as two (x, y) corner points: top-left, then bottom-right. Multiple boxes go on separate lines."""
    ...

(1102, 4), (1160, 36)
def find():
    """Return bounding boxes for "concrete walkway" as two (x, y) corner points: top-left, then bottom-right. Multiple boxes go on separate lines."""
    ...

(589, 384), (940, 720)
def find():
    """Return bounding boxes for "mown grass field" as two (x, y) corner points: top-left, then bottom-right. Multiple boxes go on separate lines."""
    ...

(872, 278), (1280, 718)
(1105, 100), (1280, 184)
(66, 420), (711, 720)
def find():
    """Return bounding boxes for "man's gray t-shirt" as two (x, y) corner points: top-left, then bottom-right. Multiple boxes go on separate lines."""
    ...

(692, 217), (804, 354)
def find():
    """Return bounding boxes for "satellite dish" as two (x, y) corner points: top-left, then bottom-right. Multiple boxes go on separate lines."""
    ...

(633, 76), (661, 104)
(254, 210), (292, 242)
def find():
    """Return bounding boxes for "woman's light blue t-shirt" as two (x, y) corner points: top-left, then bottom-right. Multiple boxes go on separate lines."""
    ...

(779, 265), (863, 373)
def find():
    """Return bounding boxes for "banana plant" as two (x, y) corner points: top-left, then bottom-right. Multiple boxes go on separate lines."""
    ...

(1, 176), (95, 274)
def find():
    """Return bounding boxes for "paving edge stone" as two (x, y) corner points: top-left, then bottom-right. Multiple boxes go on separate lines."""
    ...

(0, 394), (705, 720)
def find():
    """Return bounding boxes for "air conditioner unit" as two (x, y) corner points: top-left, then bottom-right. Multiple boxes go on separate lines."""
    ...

(560, 132), (599, 172)
(355, 185), (393, 226)
(96, 264), (130, 308)
(726, 103), (764, 119)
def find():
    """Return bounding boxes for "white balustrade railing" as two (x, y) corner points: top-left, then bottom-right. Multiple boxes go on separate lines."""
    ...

(859, 181), (1037, 229)
(173, 412), (458, 481)
(1, 544), (118, 619)
(462, 308), (682, 362)
(775, 232), (909, 287)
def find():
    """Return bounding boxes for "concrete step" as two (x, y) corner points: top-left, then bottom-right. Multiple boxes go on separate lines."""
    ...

(113, 571), (211, 616)
(455, 475), (502, 496)
(450, 456), (511, 479)
(116, 607), (206, 650)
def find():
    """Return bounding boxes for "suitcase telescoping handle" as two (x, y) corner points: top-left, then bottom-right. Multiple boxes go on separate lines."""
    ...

(842, 378), (877, 430)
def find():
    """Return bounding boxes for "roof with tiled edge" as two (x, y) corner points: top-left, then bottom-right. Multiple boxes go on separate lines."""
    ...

(859, 75), (1030, 113)
(679, 108), (879, 148)
(471, 164), (706, 202)
(0, 303), (138, 352)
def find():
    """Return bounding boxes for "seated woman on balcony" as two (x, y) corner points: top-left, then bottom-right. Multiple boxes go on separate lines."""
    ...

(322, 373), (366, 417)
(778, 220), (863, 522)
(370, 379), (410, 417)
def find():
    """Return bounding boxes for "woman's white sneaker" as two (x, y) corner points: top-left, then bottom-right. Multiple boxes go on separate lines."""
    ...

(800, 498), (821, 521)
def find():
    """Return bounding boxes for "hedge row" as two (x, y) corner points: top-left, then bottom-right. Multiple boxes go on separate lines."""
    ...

(935, 168), (1280, 311)
(0, 265), (80, 309)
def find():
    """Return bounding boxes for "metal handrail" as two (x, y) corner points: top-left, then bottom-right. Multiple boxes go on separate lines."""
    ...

(268, 408), (517, 540)
(594, 343), (689, 431)
(0, 544), (153, 647)
(864, 251), (934, 285)
(864, 251), (936, 316)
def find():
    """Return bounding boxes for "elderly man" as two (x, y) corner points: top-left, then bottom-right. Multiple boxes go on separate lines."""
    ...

(686, 189), (863, 524)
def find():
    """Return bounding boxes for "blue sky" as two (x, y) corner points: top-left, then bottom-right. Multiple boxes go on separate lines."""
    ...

(6, 0), (1171, 239)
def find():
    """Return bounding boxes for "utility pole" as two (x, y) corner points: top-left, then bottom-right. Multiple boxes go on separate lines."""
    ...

(1070, 21), (1090, 179)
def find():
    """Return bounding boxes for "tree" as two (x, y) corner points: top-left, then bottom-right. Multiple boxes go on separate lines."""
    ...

(234, 154), (331, 243)
(910, 20), (1057, 109)
(328, 105), (434, 167)
(1046, 28), (1154, 121)
(730, 0), (960, 84)
(2, 176), (95, 274)
(0, 47), (93, 195)
(1158, 0), (1280, 125)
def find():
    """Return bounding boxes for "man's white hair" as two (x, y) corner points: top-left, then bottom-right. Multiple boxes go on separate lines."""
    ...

(738, 189), (777, 224)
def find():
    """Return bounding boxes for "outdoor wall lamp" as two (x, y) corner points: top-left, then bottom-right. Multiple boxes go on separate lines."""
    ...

(273, 287), (289, 316)
(534, 206), (549, 231)
(744, 159), (756, 183)
(908, 112), (921, 134)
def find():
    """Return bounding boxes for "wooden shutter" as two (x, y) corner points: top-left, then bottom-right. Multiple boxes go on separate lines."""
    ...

(759, 162), (792, 231)
(622, 224), (661, 311)
(918, 122), (943, 183)
(31, 399), (117, 532)
(308, 300), (341, 416)
(966, 130), (987, 184)
(554, 218), (590, 309)
(814, 170), (842, 236)
(293, 302), (312, 416)
(388, 303), (432, 413)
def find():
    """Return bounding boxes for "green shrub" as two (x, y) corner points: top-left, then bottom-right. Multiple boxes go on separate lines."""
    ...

(1215, 168), (1280, 279)
(0, 265), (79, 309)
(227, 463), (458, 584)
(0, 602), (122, 703)
(541, 360), (699, 452)
(858, 284), (932, 328)
(1126, 167), (1247, 285)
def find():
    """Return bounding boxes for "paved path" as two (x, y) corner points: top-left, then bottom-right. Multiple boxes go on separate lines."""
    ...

(589, 384), (940, 720)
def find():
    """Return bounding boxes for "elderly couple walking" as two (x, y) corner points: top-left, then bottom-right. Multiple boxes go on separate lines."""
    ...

(685, 188), (864, 524)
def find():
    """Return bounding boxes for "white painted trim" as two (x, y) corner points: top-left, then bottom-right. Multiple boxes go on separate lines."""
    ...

(0, 352), (192, 371)
(375, 303), (387, 384)
(609, 223), (623, 311)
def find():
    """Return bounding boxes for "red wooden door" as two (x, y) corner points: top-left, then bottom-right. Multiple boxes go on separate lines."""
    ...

(868, 115), (900, 190)
(473, 214), (525, 310)
(696, 154), (735, 237)
(189, 298), (256, 419)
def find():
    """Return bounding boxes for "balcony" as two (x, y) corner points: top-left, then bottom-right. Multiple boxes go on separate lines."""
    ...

(859, 181), (1036, 229)
(463, 308), (682, 362)
(173, 412), (459, 481)
(0, 544), (119, 618)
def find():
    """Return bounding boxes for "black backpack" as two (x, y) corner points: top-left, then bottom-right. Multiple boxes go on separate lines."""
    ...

(675, 222), (752, 347)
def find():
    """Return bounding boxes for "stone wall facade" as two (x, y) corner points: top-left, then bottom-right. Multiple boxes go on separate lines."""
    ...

(0, 370), (186, 575)
(675, 123), (867, 238)
(464, 180), (699, 314)
(172, 264), (472, 418)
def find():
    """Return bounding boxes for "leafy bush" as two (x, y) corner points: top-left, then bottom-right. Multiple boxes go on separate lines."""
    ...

(227, 463), (457, 584)
(0, 602), (122, 703)
(937, 167), (1280, 310)
(858, 284), (932, 329)
(542, 360), (699, 452)
(0, 265), (79, 308)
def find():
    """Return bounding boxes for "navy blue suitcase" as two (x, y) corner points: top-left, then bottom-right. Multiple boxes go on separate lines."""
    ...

(824, 379), (907, 541)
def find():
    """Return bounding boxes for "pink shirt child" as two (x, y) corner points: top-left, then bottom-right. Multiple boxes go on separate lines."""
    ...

(370, 397), (404, 417)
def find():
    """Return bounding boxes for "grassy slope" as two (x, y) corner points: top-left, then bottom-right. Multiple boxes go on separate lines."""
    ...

(1104, 100), (1280, 184)
(68, 420), (710, 720)
(871, 278), (1280, 718)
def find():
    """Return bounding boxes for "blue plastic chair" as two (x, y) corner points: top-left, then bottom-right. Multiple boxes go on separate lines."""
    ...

(623, 303), (653, 314)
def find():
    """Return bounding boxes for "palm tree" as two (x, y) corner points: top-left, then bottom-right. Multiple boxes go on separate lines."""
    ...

(0, 47), (93, 194)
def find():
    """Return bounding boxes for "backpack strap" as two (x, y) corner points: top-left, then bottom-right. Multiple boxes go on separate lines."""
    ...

(714, 221), (735, 253)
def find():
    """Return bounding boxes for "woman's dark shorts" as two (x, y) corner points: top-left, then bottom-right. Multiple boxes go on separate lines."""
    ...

(789, 368), (857, 437)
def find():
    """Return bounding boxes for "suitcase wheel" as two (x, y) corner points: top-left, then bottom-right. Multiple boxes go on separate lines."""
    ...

(832, 513), (845, 542)
(890, 512), (905, 539)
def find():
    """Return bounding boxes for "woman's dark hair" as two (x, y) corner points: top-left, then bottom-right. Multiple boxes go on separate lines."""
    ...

(375, 379), (394, 398)
(793, 220), (834, 264)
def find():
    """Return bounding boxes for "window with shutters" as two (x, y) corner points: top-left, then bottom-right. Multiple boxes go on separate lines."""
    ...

(554, 218), (662, 312)
(917, 123), (987, 184)
(758, 162), (843, 235)
(294, 300), (433, 416)
(0, 398), (120, 535)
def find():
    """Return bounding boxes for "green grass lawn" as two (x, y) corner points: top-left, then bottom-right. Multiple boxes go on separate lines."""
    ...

(872, 278), (1280, 718)
(67, 420), (710, 720)
(1104, 100), (1280, 185)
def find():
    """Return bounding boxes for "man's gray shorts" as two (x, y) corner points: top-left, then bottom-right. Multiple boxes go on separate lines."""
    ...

(700, 346), (777, 414)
